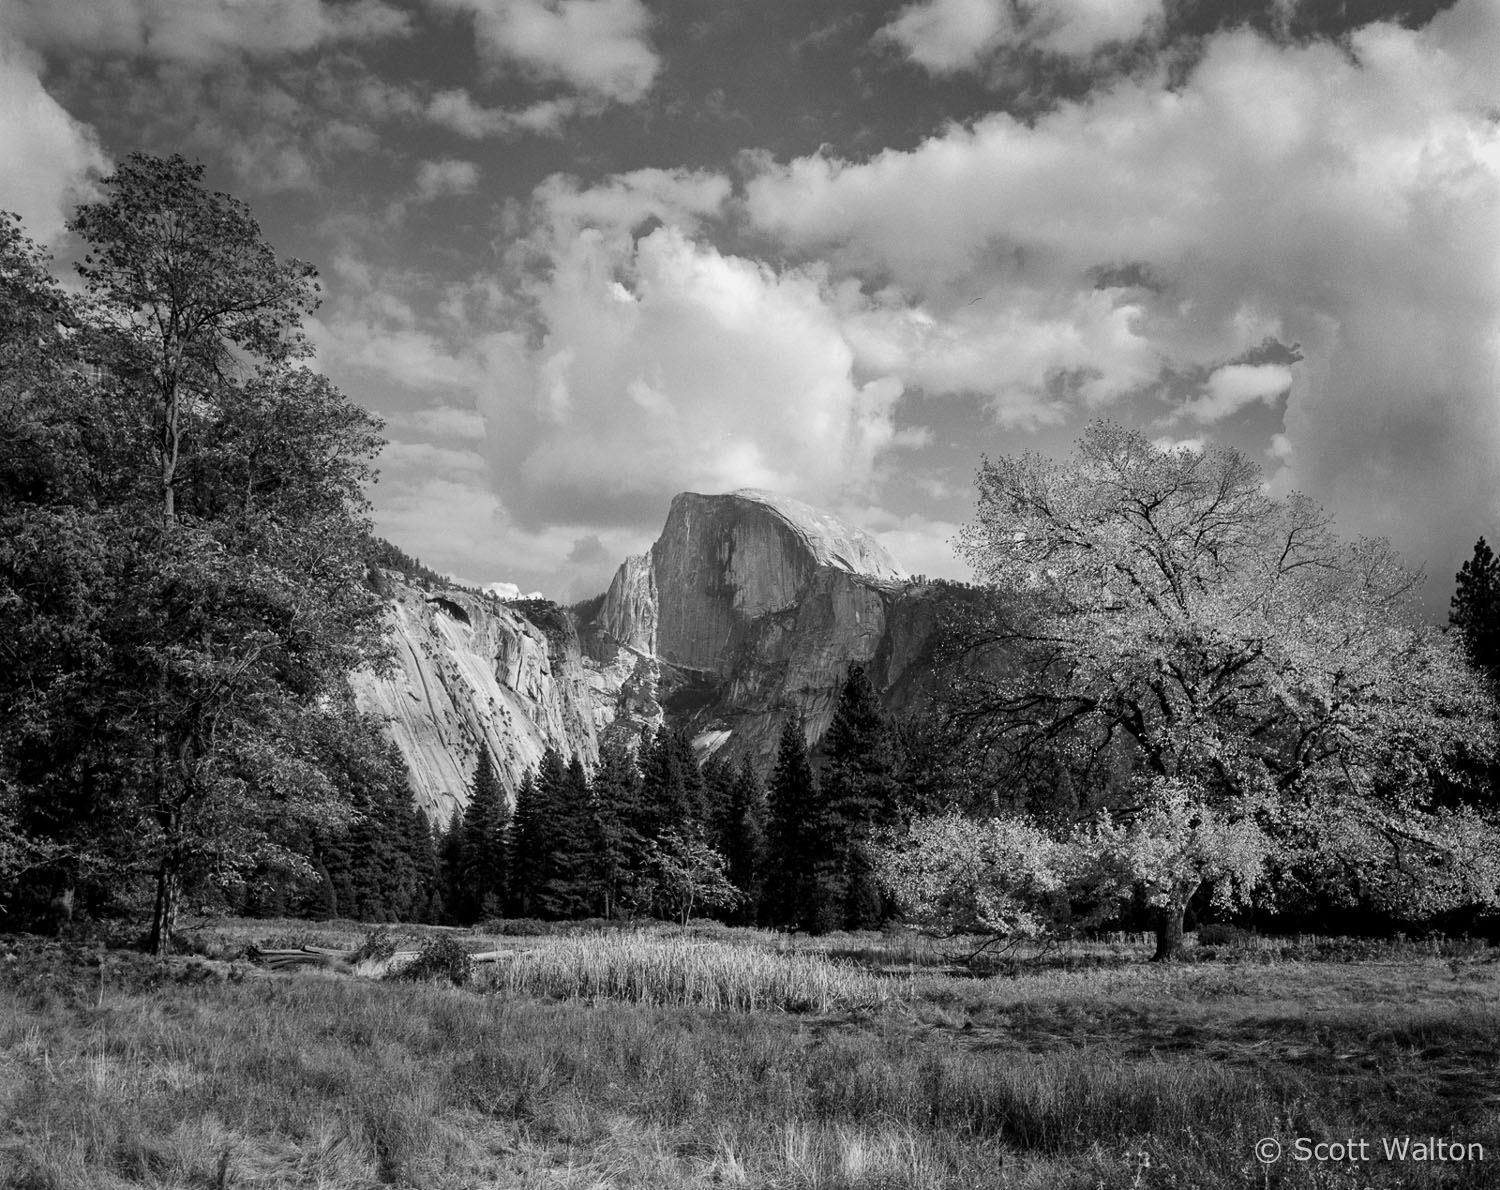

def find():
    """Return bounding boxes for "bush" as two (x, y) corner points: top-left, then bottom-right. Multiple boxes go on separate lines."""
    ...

(354, 928), (400, 964)
(390, 936), (472, 986)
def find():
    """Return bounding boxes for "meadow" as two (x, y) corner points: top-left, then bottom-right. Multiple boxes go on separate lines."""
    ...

(2, 923), (1499, 1189)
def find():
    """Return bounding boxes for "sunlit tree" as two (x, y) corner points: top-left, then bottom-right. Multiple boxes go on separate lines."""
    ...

(943, 421), (1498, 958)
(1, 158), (386, 952)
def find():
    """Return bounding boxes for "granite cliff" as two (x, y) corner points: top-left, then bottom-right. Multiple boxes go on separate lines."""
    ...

(595, 490), (950, 771)
(349, 582), (660, 823)
(357, 490), (962, 820)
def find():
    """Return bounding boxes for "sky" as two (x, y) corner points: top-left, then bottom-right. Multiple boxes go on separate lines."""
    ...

(1, 0), (1497, 613)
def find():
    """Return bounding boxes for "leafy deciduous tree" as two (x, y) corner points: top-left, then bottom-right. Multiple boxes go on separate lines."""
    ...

(946, 421), (1498, 958)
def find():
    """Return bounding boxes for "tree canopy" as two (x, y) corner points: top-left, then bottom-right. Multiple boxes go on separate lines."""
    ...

(938, 421), (1499, 957)
(0, 160), (387, 951)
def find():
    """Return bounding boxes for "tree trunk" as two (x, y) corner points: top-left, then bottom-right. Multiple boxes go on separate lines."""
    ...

(1152, 883), (1195, 962)
(148, 856), (181, 956)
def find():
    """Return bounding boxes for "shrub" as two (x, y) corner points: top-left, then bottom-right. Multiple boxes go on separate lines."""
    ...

(391, 936), (472, 986)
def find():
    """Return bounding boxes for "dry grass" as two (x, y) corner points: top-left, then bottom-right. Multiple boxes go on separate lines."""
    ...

(482, 930), (894, 1012)
(3, 928), (1500, 1188)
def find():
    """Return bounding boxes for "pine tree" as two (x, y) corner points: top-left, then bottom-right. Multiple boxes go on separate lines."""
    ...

(507, 771), (541, 917)
(515, 748), (592, 920)
(1452, 537), (1500, 686)
(764, 718), (825, 930)
(588, 739), (644, 918)
(701, 755), (737, 848)
(720, 758), (767, 924)
(458, 747), (507, 923)
(437, 810), (466, 924)
(638, 726), (706, 843)
(402, 806), (442, 923)
(822, 664), (901, 929)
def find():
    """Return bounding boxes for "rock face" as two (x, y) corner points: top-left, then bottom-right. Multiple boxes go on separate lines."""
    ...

(358, 489), (962, 821)
(349, 583), (657, 823)
(591, 490), (947, 773)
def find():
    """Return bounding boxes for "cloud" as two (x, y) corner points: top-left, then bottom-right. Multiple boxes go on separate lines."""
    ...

(425, 88), (584, 138)
(385, 404), (488, 439)
(832, 282), (1159, 425)
(1, 0), (410, 64)
(0, 44), (109, 242)
(428, 0), (659, 104)
(414, 158), (480, 201)
(750, 0), (1500, 585)
(878, 0), (1007, 74)
(878, 0), (1164, 74)
(496, 224), (906, 526)
(438, 168), (914, 532)
(1180, 363), (1292, 425)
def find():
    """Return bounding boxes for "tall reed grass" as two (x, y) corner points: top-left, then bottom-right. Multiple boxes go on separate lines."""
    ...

(481, 931), (893, 1012)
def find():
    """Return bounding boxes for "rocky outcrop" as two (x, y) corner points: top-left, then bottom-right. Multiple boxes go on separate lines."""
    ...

(350, 582), (657, 823)
(360, 489), (965, 822)
(596, 490), (948, 772)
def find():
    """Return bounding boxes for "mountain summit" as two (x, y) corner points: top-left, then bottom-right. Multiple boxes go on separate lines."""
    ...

(358, 491), (956, 818)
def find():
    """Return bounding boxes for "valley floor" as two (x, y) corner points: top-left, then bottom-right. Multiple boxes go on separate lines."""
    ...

(3, 923), (1499, 1188)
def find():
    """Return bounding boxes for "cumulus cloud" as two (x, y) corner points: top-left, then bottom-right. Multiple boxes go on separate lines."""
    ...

(1, 0), (409, 63)
(483, 580), (543, 600)
(749, 0), (1500, 580)
(1180, 363), (1292, 425)
(414, 158), (480, 201)
(878, 0), (1163, 73)
(453, 168), (912, 531)
(878, 0), (1008, 74)
(428, 0), (659, 104)
(0, 43), (108, 241)
(425, 89), (584, 138)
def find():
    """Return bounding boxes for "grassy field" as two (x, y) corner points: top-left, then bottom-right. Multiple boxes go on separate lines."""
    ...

(2, 924), (1499, 1188)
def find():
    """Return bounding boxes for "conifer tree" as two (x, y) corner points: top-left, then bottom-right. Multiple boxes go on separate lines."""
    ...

(764, 718), (826, 929)
(403, 805), (442, 923)
(458, 746), (507, 922)
(588, 739), (644, 918)
(507, 770), (541, 917)
(822, 664), (901, 929)
(544, 755), (593, 917)
(720, 758), (767, 924)
(437, 810), (466, 923)
(701, 755), (738, 848)
(516, 748), (592, 919)
(1452, 538), (1500, 687)
(638, 726), (706, 842)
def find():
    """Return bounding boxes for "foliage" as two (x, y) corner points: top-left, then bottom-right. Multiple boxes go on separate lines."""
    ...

(507, 748), (591, 919)
(390, 935), (473, 987)
(949, 420), (1500, 957)
(456, 747), (507, 923)
(0, 161), (387, 952)
(715, 758), (767, 924)
(1077, 777), (1273, 923)
(1451, 536), (1500, 686)
(764, 719), (831, 930)
(641, 830), (743, 925)
(821, 663), (902, 929)
(363, 536), (449, 588)
(874, 812), (1070, 939)
(585, 738), (646, 918)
